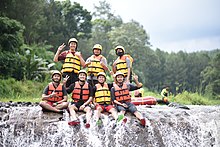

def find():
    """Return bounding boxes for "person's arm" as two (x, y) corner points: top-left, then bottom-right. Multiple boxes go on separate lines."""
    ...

(41, 86), (50, 101)
(125, 57), (131, 83)
(65, 83), (75, 94)
(84, 57), (91, 68)
(161, 89), (165, 97)
(108, 83), (113, 90)
(75, 51), (85, 67)
(112, 60), (117, 74)
(133, 74), (143, 88)
(54, 43), (66, 62)
(93, 86), (98, 105)
(100, 57), (110, 72)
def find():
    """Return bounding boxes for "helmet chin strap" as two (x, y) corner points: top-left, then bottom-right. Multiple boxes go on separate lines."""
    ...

(79, 79), (85, 82)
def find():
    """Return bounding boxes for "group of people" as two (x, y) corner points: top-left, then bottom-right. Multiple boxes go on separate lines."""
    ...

(39, 38), (146, 128)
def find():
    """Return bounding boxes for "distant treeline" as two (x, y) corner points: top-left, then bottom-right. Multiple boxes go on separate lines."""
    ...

(0, 0), (220, 99)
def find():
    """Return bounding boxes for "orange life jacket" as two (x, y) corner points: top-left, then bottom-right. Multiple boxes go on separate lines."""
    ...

(95, 83), (111, 104)
(87, 55), (105, 76)
(72, 82), (90, 102)
(114, 83), (131, 102)
(47, 82), (63, 102)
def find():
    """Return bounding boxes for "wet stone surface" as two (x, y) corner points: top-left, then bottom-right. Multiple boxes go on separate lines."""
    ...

(0, 102), (220, 147)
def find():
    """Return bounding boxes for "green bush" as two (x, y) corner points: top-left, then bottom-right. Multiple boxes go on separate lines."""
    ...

(174, 91), (214, 105)
(0, 78), (48, 102)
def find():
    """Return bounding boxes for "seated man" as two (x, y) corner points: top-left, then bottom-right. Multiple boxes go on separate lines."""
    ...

(111, 72), (146, 127)
(93, 72), (126, 125)
(159, 86), (171, 105)
(39, 70), (68, 113)
(64, 70), (93, 128)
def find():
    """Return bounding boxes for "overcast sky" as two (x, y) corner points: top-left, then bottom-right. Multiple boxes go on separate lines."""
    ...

(70, 0), (220, 53)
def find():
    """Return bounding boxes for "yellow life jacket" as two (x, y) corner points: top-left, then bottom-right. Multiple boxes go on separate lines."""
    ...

(62, 51), (81, 73)
(87, 55), (104, 76)
(95, 83), (111, 104)
(114, 54), (133, 77)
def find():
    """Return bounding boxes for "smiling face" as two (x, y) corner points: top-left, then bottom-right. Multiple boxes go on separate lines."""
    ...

(52, 74), (61, 83)
(116, 74), (124, 84)
(78, 72), (87, 82)
(69, 42), (77, 51)
(97, 75), (106, 84)
(93, 48), (101, 56)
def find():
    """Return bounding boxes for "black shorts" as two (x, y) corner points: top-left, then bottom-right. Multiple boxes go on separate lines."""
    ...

(116, 102), (137, 114)
(70, 100), (85, 110)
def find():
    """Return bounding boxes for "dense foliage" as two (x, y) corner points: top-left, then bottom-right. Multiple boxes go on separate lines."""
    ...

(0, 0), (220, 101)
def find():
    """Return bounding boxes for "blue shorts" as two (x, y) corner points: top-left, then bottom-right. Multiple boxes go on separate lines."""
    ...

(116, 102), (137, 114)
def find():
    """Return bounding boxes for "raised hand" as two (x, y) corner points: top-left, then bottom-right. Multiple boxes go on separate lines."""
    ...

(63, 75), (70, 84)
(58, 43), (66, 51)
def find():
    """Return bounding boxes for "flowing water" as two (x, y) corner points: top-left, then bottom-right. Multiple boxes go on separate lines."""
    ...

(0, 105), (220, 147)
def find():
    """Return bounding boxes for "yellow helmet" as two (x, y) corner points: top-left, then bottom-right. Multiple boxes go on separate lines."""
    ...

(115, 45), (125, 52)
(93, 44), (102, 50)
(68, 38), (78, 45)
(114, 71), (124, 78)
(51, 70), (62, 78)
(78, 69), (87, 76)
(97, 72), (106, 78)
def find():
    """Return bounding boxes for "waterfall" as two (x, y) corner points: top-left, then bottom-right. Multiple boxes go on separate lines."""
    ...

(0, 104), (219, 147)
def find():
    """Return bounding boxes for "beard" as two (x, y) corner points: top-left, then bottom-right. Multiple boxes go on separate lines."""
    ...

(117, 52), (124, 57)
(52, 79), (60, 83)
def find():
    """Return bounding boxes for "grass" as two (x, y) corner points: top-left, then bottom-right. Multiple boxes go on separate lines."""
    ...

(1, 79), (220, 105)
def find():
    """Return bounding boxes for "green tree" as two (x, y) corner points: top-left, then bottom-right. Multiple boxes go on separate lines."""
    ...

(0, 17), (24, 52)
(62, 0), (92, 39)
(0, 0), (46, 44)
(0, 17), (25, 80)
(83, 0), (123, 60)
(201, 53), (220, 98)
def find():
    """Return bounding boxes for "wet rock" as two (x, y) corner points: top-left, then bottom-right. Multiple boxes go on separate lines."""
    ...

(0, 104), (219, 146)
(2, 114), (9, 121)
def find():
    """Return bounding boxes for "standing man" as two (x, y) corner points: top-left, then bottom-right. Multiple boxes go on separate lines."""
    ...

(84, 44), (110, 86)
(111, 72), (146, 127)
(93, 72), (125, 125)
(39, 70), (68, 113)
(54, 38), (85, 87)
(112, 45), (133, 83)
(64, 70), (93, 128)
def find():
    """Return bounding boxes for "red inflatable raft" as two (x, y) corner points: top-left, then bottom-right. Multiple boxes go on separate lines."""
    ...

(131, 96), (157, 105)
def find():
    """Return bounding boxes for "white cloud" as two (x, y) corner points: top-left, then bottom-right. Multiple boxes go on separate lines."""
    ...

(154, 36), (220, 53)
(70, 0), (220, 52)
